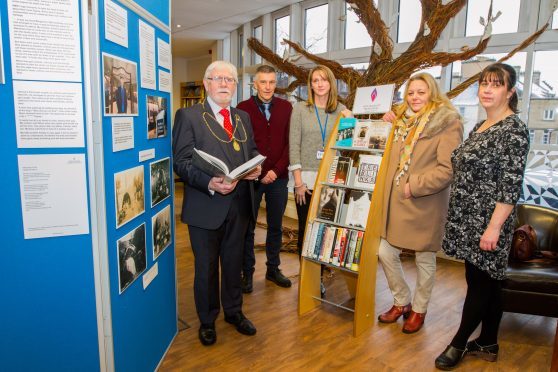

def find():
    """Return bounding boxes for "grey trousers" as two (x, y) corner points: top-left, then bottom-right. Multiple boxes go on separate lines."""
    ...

(378, 238), (437, 313)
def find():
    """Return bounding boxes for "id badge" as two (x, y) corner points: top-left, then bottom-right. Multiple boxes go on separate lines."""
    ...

(316, 150), (324, 160)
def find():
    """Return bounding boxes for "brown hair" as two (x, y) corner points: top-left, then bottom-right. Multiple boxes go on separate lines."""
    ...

(478, 63), (519, 113)
(255, 65), (276, 74)
(306, 65), (339, 113)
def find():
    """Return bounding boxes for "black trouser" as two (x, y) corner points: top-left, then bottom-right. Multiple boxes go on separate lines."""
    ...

(295, 190), (313, 256)
(243, 178), (288, 275)
(451, 261), (503, 349)
(188, 183), (251, 325)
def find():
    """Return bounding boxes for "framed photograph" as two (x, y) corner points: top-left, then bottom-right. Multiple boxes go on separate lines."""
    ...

(147, 95), (168, 139)
(117, 223), (147, 294)
(150, 157), (170, 207)
(102, 52), (139, 116)
(152, 205), (171, 259)
(115, 165), (145, 228)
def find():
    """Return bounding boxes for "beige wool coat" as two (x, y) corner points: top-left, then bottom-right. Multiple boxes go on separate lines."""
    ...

(380, 106), (463, 252)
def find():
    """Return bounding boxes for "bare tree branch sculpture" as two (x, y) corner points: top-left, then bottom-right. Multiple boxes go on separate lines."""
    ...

(247, 0), (549, 108)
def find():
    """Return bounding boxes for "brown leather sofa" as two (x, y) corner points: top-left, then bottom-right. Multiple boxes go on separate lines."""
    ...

(501, 204), (558, 370)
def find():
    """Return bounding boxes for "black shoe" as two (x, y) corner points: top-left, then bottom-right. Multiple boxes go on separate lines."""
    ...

(224, 312), (257, 336)
(265, 269), (292, 288)
(466, 339), (499, 362)
(198, 323), (216, 346)
(241, 273), (253, 294)
(435, 345), (466, 370)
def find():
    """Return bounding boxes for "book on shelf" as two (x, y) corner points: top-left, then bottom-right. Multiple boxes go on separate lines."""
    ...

(344, 190), (372, 228)
(302, 221), (362, 272)
(192, 148), (266, 184)
(353, 154), (382, 190)
(327, 156), (353, 185)
(350, 231), (365, 271)
(352, 121), (371, 147)
(331, 228), (347, 266)
(319, 226), (337, 262)
(310, 222), (326, 259)
(335, 118), (357, 147)
(367, 121), (391, 150)
(316, 186), (344, 222)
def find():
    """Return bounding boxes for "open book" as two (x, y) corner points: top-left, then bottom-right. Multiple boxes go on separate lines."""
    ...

(192, 148), (266, 183)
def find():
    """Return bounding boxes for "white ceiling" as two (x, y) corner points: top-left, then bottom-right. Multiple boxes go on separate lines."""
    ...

(171, 0), (299, 58)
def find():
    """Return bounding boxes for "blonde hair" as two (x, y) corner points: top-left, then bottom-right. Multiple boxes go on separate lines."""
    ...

(395, 73), (455, 118)
(306, 65), (339, 113)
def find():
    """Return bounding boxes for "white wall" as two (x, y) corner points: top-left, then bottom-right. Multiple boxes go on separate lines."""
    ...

(171, 56), (188, 125)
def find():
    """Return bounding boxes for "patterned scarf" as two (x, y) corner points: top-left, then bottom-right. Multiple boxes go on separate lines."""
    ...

(393, 106), (436, 185)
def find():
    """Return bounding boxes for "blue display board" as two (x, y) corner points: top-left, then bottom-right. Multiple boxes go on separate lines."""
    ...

(98, 1), (176, 371)
(0, 0), (100, 370)
(0, 0), (175, 370)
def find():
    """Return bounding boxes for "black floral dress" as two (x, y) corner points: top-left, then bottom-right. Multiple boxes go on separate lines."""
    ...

(442, 114), (529, 279)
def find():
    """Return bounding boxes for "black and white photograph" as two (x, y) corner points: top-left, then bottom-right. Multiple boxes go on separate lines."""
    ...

(152, 205), (171, 259)
(150, 157), (171, 207)
(115, 165), (145, 228)
(103, 52), (139, 116)
(117, 223), (147, 294)
(147, 95), (168, 139)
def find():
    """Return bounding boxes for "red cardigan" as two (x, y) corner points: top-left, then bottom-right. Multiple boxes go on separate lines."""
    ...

(237, 96), (292, 179)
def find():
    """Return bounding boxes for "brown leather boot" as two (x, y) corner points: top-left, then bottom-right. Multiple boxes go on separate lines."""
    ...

(378, 304), (412, 323)
(402, 310), (426, 333)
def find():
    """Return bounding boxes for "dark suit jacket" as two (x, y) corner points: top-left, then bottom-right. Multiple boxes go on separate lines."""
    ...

(172, 100), (259, 230)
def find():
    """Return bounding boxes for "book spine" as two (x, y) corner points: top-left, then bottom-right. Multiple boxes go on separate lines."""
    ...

(345, 229), (361, 269)
(318, 227), (332, 261)
(351, 231), (365, 272)
(331, 228), (345, 266)
(344, 230), (358, 268)
(338, 230), (352, 267)
(312, 223), (326, 260)
(301, 221), (313, 257)
(321, 227), (337, 263)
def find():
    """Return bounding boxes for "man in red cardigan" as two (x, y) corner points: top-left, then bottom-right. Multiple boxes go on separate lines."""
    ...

(237, 65), (292, 292)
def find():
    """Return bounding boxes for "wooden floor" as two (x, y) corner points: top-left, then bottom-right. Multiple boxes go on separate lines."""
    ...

(161, 188), (555, 371)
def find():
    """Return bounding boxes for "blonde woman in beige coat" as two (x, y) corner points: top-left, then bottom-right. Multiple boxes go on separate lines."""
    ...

(377, 73), (463, 333)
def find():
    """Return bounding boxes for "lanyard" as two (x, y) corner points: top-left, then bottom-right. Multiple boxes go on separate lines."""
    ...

(314, 105), (329, 149)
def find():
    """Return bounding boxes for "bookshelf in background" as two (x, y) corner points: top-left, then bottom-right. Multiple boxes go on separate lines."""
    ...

(298, 117), (392, 337)
(180, 81), (205, 108)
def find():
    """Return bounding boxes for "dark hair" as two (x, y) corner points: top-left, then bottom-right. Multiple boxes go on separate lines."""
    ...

(479, 63), (519, 113)
(256, 65), (276, 74)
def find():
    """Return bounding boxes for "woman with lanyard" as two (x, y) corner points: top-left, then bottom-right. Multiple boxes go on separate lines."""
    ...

(288, 65), (351, 257)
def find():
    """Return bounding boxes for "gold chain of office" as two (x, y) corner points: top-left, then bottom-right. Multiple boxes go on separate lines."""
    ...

(202, 111), (248, 151)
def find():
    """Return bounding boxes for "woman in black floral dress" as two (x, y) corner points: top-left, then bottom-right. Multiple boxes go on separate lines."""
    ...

(435, 63), (529, 370)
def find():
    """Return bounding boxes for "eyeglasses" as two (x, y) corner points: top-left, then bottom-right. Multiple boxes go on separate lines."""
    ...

(206, 76), (236, 84)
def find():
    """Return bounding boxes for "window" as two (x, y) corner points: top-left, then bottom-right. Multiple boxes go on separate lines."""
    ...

(338, 63), (369, 99)
(543, 129), (552, 144)
(253, 25), (263, 65)
(465, 0), (520, 37)
(529, 51), (558, 131)
(345, 2), (373, 49)
(275, 71), (290, 100)
(451, 53), (526, 138)
(274, 15), (290, 57)
(238, 32), (244, 69)
(397, 0), (421, 43)
(305, 4), (328, 54)
(544, 109), (555, 121)
(553, 8), (558, 29)
(529, 130), (535, 143)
